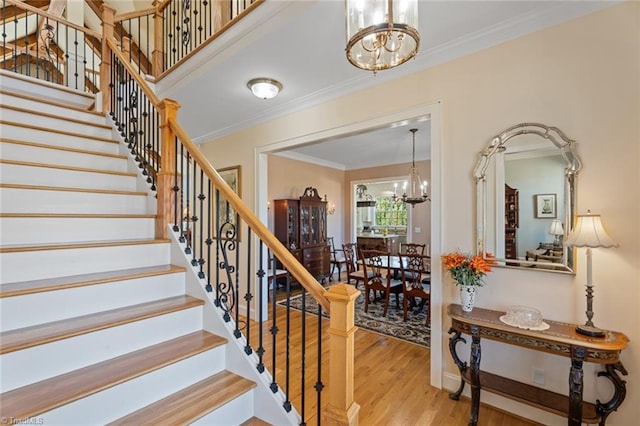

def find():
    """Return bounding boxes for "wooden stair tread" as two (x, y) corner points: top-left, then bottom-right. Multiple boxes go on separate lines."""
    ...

(0, 70), (95, 101)
(0, 89), (105, 116)
(107, 370), (256, 425)
(0, 120), (118, 144)
(0, 158), (137, 177)
(1, 104), (112, 129)
(240, 417), (273, 426)
(0, 138), (127, 160)
(0, 183), (147, 196)
(0, 265), (185, 298)
(0, 239), (170, 253)
(0, 213), (156, 218)
(0, 331), (226, 420)
(0, 295), (203, 354)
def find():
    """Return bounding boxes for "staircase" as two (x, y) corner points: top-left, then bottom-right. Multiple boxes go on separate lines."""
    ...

(0, 71), (290, 425)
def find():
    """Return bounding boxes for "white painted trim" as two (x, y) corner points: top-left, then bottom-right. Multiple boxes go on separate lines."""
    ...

(429, 101), (443, 389)
(256, 101), (444, 388)
(274, 150), (346, 171)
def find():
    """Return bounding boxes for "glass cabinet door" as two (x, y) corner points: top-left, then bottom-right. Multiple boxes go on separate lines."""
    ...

(300, 205), (311, 247)
(287, 204), (299, 249)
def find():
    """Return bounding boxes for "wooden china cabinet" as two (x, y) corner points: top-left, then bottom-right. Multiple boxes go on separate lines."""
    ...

(274, 187), (330, 282)
(504, 184), (519, 259)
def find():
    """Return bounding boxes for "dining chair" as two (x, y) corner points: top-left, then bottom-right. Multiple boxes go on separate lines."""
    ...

(400, 243), (427, 256)
(327, 237), (347, 281)
(400, 254), (431, 325)
(360, 249), (403, 316)
(342, 243), (372, 290)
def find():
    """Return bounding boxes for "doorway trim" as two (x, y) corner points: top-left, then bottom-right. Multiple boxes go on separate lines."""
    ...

(256, 100), (444, 388)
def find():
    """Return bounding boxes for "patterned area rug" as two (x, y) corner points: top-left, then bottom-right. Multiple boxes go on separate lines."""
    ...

(278, 289), (430, 347)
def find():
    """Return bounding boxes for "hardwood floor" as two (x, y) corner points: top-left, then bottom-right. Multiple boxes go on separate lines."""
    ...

(243, 282), (540, 425)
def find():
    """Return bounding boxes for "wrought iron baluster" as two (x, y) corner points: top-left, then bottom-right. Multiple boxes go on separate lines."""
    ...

(197, 168), (205, 278)
(283, 275), (292, 412)
(270, 253), (279, 394)
(172, 137), (180, 233)
(255, 243), (266, 373)
(23, 7), (27, 77)
(190, 156), (198, 265)
(300, 288), (307, 424)
(205, 180), (213, 293)
(316, 306), (324, 425)
(244, 229), (253, 354)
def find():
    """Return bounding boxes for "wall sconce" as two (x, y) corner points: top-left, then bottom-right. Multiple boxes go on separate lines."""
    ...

(267, 201), (271, 211)
(324, 194), (336, 215)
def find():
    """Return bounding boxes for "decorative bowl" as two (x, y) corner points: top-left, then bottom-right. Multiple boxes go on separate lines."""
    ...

(500, 305), (546, 329)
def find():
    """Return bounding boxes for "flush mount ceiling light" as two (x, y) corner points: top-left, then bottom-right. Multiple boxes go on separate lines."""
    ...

(247, 78), (282, 99)
(345, 0), (420, 74)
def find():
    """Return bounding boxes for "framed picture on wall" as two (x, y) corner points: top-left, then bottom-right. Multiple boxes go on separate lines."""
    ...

(534, 193), (556, 218)
(216, 165), (241, 240)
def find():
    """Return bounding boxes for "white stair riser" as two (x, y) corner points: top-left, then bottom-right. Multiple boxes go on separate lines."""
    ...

(0, 125), (119, 155)
(193, 390), (254, 425)
(0, 187), (150, 214)
(0, 163), (137, 192)
(39, 348), (226, 425)
(1, 272), (186, 331)
(0, 72), (94, 109)
(0, 142), (128, 172)
(1, 108), (113, 139)
(0, 94), (107, 125)
(0, 217), (155, 245)
(0, 243), (170, 282)
(0, 307), (204, 392)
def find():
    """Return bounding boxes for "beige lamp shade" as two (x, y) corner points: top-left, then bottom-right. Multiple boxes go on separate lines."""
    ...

(549, 219), (564, 236)
(565, 213), (617, 248)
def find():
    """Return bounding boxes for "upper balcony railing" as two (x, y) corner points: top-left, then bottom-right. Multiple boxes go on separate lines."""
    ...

(112, 0), (262, 80)
(0, 0), (261, 92)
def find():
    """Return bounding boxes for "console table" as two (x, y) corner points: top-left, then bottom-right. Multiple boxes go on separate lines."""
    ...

(446, 304), (629, 426)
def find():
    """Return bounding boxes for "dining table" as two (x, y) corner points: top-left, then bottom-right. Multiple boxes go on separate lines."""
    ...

(358, 254), (431, 280)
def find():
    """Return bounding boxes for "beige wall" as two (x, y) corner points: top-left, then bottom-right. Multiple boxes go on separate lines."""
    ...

(199, 3), (639, 424)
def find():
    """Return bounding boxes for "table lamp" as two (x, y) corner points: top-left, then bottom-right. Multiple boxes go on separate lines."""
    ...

(565, 211), (618, 337)
(549, 219), (564, 246)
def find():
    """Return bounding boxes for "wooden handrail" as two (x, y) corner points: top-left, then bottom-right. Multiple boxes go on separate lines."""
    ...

(155, 0), (173, 14)
(107, 39), (330, 311)
(169, 117), (331, 312)
(4, 0), (101, 39)
(114, 8), (156, 23)
(106, 38), (161, 106)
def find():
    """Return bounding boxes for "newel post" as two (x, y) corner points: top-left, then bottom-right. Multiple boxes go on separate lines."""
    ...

(100, 4), (116, 113)
(151, 0), (165, 77)
(156, 98), (181, 239)
(323, 284), (361, 426)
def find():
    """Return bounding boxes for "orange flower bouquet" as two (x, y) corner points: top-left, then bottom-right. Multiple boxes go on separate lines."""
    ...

(441, 252), (495, 287)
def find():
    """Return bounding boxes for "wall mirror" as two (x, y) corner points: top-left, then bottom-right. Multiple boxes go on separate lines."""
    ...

(474, 123), (581, 273)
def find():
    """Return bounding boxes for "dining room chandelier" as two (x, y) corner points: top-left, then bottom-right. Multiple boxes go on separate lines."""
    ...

(345, 0), (420, 74)
(394, 128), (429, 206)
